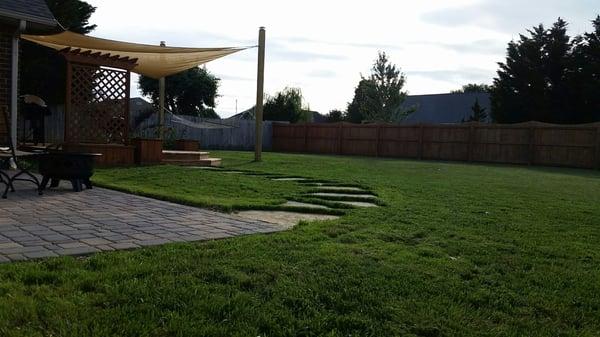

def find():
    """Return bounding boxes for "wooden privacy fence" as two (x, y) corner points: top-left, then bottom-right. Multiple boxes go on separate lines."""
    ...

(132, 113), (273, 151)
(273, 122), (600, 170)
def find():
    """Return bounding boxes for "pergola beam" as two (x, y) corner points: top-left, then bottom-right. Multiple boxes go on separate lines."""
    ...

(59, 48), (138, 70)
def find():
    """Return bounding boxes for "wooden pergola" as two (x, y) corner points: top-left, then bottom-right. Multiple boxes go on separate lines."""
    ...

(56, 48), (138, 165)
(61, 48), (137, 145)
(22, 28), (266, 165)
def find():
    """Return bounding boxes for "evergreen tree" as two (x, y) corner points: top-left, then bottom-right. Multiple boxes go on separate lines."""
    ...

(491, 17), (600, 124)
(463, 99), (488, 122)
(492, 24), (549, 123)
(570, 16), (600, 123)
(346, 52), (411, 123)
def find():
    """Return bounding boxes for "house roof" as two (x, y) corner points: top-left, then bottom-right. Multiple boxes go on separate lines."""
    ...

(400, 92), (491, 124)
(0, 0), (57, 27)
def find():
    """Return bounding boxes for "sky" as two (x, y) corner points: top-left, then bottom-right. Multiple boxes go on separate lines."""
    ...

(86, 0), (598, 118)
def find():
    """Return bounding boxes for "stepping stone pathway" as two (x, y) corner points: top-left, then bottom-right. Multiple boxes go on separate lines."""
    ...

(309, 192), (377, 199)
(335, 201), (379, 208)
(283, 201), (330, 209)
(316, 186), (365, 192)
(272, 177), (308, 181)
(235, 211), (338, 229)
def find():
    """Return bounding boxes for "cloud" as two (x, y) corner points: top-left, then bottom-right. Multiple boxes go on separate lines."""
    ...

(421, 0), (598, 33)
(410, 39), (506, 55)
(306, 69), (337, 78)
(267, 40), (347, 62)
(284, 36), (403, 51)
(218, 74), (255, 82)
(407, 67), (495, 84)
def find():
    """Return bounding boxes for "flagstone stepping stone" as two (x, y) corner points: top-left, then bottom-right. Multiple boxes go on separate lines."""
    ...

(309, 192), (377, 199)
(190, 166), (221, 170)
(316, 186), (366, 192)
(282, 201), (330, 209)
(272, 177), (308, 181)
(335, 201), (379, 208)
(235, 211), (339, 229)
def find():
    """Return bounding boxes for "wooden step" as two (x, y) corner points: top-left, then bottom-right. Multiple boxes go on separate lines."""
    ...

(162, 150), (210, 161)
(162, 158), (222, 167)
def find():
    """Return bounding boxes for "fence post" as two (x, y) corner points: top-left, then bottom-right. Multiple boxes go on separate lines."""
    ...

(528, 125), (536, 165)
(338, 123), (344, 155)
(375, 124), (381, 157)
(467, 125), (474, 162)
(595, 127), (600, 170)
(303, 124), (308, 153)
(418, 124), (424, 160)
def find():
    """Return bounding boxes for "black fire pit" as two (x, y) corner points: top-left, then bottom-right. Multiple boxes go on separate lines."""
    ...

(39, 152), (102, 192)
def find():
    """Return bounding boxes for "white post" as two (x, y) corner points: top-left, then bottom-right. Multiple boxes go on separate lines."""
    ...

(10, 21), (25, 148)
(254, 27), (266, 161)
(158, 41), (166, 140)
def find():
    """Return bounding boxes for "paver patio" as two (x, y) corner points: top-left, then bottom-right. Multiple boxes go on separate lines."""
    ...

(0, 178), (281, 263)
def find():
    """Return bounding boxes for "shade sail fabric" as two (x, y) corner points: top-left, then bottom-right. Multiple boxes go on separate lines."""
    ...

(21, 31), (248, 78)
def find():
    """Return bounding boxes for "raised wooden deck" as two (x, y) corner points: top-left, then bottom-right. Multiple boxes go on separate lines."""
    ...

(161, 150), (221, 167)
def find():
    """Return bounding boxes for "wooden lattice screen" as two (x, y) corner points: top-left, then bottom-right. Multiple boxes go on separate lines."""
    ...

(66, 63), (130, 144)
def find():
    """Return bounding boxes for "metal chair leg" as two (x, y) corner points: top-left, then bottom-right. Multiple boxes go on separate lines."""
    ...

(8, 168), (42, 196)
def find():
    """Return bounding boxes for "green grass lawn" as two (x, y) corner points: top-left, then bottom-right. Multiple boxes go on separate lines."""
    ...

(1, 151), (599, 336)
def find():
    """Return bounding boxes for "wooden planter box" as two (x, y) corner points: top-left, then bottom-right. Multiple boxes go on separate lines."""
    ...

(175, 139), (199, 151)
(63, 143), (135, 167)
(132, 138), (163, 164)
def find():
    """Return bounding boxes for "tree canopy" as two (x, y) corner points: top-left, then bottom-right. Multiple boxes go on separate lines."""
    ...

(346, 52), (411, 123)
(491, 16), (600, 123)
(138, 67), (220, 118)
(451, 83), (491, 94)
(21, 0), (97, 104)
(263, 87), (311, 123)
(326, 109), (344, 123)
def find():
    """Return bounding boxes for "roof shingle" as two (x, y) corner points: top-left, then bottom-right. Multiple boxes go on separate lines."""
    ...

(0, 0), (56, 25)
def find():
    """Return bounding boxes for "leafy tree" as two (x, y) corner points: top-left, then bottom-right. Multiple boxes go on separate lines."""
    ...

(451, 83), (491, 94)
(462, 99), (488, 122)
(139, 67), (220, 118)
(326, 109), (344, 123)
(346, 52), (411, 123)
(346, 79), (378, 123)
(21, 0), (97, 104)
(263, 87), (309, 123)
(491, 17), (600, 124)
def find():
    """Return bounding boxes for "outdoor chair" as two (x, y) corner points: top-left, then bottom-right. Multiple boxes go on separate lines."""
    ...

(0, 105), (42, 199)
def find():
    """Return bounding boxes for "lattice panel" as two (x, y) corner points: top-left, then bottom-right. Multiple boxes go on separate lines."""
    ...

(67, 64), (128, 144)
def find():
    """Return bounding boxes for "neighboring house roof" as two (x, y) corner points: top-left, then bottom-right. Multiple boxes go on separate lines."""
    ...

(0, 0), (57, 27)
(310, 111), (327, 123)
(224, 107), (255, 121)
(129, 97), (154, 115)
(400, 92), (491, 124)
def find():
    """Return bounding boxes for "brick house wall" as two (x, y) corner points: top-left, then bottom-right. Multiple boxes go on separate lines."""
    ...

(0, 24), (14, 135)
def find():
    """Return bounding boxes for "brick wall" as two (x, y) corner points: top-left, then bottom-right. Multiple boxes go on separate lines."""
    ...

(0, 24), (14, 134)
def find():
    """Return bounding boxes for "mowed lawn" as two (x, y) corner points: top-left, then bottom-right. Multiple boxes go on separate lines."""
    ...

(1, 151), (599, 336)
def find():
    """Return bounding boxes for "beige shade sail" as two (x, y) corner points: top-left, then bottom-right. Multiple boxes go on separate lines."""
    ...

(21, 31), (249, 78)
